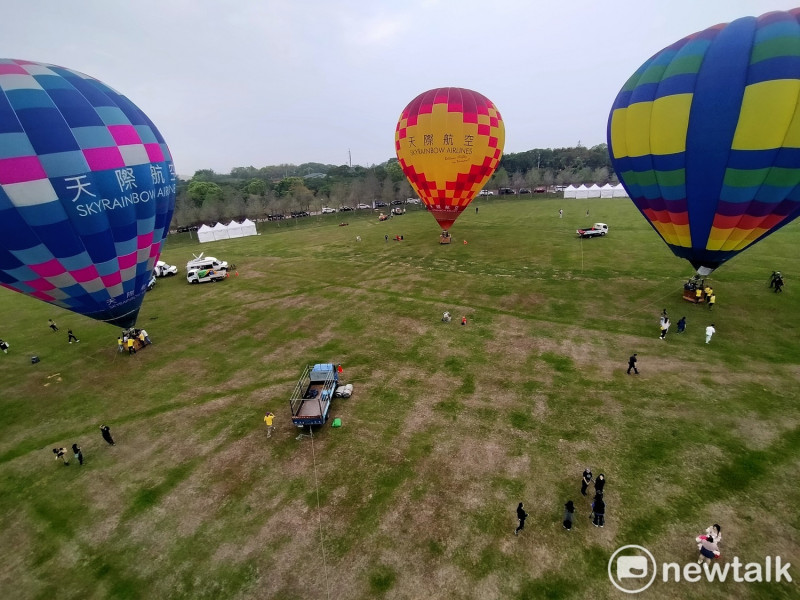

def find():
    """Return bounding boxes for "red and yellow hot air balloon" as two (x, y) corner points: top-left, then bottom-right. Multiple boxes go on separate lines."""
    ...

(395, 87), (504, 231)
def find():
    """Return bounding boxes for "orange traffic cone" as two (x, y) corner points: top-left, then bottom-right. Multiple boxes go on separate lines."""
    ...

(463, 239), (468, 245)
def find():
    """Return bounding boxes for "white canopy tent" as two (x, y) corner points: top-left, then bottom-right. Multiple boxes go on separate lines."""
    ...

(574, 184), (589, 199)
(613, 183), (629, 198)
(563, 184), (577, 199)
(600, 183), (614, 198)
(587, 184), (601, 198)
(241, 218), (257, 236)
(226, 220), (244, 238)
(197, 224), (215, 243)
(212, 222), (230, 241)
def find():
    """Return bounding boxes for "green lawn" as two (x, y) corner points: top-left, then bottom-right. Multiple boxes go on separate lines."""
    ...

(1, 196), (798, 599)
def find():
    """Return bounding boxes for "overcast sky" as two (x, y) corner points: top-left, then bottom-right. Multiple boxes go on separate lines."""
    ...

(3, 1), (797, 176)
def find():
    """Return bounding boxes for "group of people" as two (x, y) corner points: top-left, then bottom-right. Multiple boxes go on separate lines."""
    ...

(683, 280), (716, 308)
(51, 425), (116, 467)
(515, 468), (608, 535)
(696, 523), (723, 564)
(117, 328), (151, 354)
(656, 309), (714, 344)
(49, 319), (80, 342)
(770, 271), (785, 293)
(441, 311), (468, 326)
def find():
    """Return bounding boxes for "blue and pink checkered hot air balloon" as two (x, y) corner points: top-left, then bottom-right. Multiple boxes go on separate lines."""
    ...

(0, 59), (175, 327)
(608, 9), (800, 275)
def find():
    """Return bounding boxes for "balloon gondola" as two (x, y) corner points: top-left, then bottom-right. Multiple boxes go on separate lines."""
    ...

(0, 59), (175, 327)
(608, 9), (800, 276)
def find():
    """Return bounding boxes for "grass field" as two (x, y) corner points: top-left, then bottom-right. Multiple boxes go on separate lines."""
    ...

(0, 195), (798, 600)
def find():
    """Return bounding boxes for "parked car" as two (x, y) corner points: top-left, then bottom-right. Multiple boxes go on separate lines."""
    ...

(406, 198), (422, 204)
(534, 186), (547, 193)
(153, 260), (178, 277)
(478, 190), (493, 196)
(267, 214), (286, 221)
(339, 206), (354, 211)
(321, 207), (336, 214)
(499, 188), (516, 195)
(390, 199), (404, 205)
(146, 274), (157, 291)
(375, 201), (388, 208)
(518, 188), (531, 194)
(356, 203), (371, 209)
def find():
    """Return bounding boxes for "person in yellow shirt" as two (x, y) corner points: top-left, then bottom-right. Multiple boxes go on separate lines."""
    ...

(264, 412), (274, 438)
(127, 337), (136, 354)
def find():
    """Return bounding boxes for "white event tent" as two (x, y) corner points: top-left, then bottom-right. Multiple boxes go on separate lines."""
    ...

(574, 184), (589, 199)
(197, 224), (215, 243)
(587, 184), (601, 198)
(212, 222), (230, 241)
(612, 183), (629, 197)
(241, 219), (258, 236)
(600, 183), (614, 198)
(563, 184), (577, 198)
(227, 220), (244, 238)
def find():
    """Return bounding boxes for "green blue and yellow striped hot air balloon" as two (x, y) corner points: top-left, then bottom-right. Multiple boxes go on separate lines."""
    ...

(608, 9), (800, 275)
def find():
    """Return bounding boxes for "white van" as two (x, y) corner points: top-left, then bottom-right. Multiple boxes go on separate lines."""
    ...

(186, 254), (228, 284)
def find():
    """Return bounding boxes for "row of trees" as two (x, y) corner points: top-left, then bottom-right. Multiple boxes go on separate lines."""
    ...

(171, 144), (617, 228)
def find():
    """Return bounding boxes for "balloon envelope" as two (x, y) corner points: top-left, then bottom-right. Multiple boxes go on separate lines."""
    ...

(608, 10), (800, 274)
(396, 87), (504, 230)
(0, 59), (175, 327)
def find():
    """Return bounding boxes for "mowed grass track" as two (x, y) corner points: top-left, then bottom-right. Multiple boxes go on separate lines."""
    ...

(0, 196), (798, 600)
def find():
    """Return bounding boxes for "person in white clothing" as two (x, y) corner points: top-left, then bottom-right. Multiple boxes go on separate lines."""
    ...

(705, 323), (716, 344)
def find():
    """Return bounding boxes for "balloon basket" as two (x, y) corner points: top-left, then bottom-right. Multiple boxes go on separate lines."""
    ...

(439, 231), (452, 244)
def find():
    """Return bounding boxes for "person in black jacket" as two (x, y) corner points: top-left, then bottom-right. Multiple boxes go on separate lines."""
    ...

(563, 500), (575, 530)
(594, 473), (606, 495)
(627, 354), (639, 375)
(514, 502), (528, 535)
(592, 494), (605, 527)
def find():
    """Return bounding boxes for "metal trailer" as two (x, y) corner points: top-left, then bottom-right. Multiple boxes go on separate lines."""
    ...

(289, 363), (339, 427)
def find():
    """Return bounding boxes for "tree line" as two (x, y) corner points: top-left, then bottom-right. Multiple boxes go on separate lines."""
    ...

(171, 144), (616, 228)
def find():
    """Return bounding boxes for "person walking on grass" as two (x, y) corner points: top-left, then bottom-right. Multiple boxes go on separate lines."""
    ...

(563, 500), (575, 530)
(677, 316), (687, 333)
(581, 468), (593, 496)
(594, 473), (606, 495)
(67, 329), (79, 343)
(707, 293), (716, 310)
(100, 425), (115, 446)
(53, 447), (69, 465)
(72, 443), (83, 466)
(514, 502), (528, 535)
(660, 317), (670, 340)
(627, 353), (639, 375)
(591, 493), (605, 527)
(705, 323), (716, 344)
(264, 412), (275, 438)
(0, 339), (8, 354)
(48, 319), (59, 332)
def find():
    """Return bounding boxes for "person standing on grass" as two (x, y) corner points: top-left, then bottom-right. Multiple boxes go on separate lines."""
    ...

(594, 473), (606, 495)
(0, 339), (8, 354)
(581, 468), (593, 496)
(127, 337), (136, 354)
(563, 500), (575, 530)
(707, 293), (716, 310)
(72, 443), (83, 466)
(591, 493), (605, 527)
(53, 447), (69, 465)
(49, 319), (59, 332)
(660, 317), (670, 340)
(100, 425), (115, 446)
(705, 323), (716, 344)
(627, 353), (639, 375)
(264, 412), (275, 438)
(514, 502), (528, 535)
(677, 316), (687, 333)
(67, 329), (79, 343)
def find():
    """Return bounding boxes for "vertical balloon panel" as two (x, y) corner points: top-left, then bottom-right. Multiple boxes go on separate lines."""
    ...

(396, 87), (504, 230)
(608, 9), (800, 274)
(0, 59), (175, 327)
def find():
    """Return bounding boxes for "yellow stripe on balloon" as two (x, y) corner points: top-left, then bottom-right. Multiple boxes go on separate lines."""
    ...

(733, 79), (800, 150)
(653, 222), (691, 247)
(650, 94), (691, 155)
(707, 227), (760, 251)
(609, 108), (629, 159)
(622, 102), (654, 158)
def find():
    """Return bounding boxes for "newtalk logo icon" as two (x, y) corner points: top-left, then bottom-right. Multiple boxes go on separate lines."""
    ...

(608, 545), (793, 594)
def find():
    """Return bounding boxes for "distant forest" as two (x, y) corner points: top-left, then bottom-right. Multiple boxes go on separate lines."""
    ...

(172, 144), (615, 228)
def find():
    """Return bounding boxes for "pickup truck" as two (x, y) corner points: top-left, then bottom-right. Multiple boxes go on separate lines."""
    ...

(289, 363), (340, 427)
(577, 223), (609, 238)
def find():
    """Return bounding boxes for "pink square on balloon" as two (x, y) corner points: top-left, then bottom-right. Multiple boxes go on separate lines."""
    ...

(0, 156), (47, 184)
(29, 258), (66, 278)
(70, 264), (101, 283)
(109, 125), (142, 146)
(27, 278), (57, 291)
(101, 272), (122, 287)
(118, 252), (138, 270)
(145, 143), (165, 162)
(136, 232), (154, 250)
(83, 147), (125, 171)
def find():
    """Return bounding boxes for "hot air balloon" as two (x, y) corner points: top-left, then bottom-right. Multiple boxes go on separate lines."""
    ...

(608, 9), (800, 275)
(0, 59), (175, 327)
(395, 87), (504, 232)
